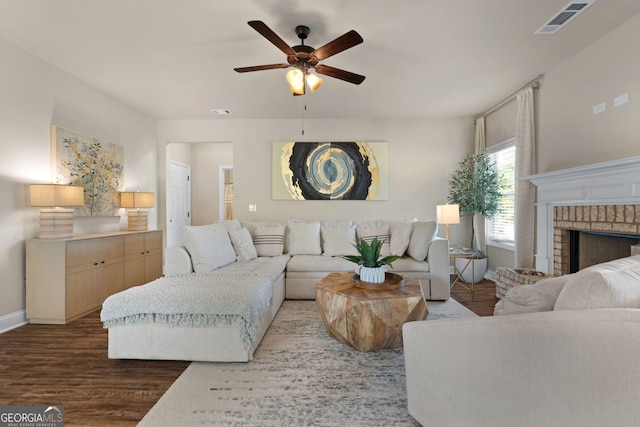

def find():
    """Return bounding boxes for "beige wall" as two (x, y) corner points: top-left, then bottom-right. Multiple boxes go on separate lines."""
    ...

(538, 14), (640, 173)
(166, 142), (233, 226)
(166, 142), (192, 166)
(0, 37), (157, 322)
(191, 143), (233, 225)
(157, 118), (475, 246)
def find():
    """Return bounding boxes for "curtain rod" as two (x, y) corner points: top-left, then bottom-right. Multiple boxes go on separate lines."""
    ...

(477, 74), (544, 119)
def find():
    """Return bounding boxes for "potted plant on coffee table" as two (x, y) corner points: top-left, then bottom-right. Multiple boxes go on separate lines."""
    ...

(343, 237), (400, 285)
(448, 151), (503, 283)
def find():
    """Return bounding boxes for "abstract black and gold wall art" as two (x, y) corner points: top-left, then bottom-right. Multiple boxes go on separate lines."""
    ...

(272, 141), (388, 200)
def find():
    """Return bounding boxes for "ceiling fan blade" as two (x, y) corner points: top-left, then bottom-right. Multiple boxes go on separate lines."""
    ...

(234, 64), (290, 73)
(311, 30), (363, 61)
(248, 20), (296, 56)
(314, 64), (365, 85)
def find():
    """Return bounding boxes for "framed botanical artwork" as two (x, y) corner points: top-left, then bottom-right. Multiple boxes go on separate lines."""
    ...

(272, 141), (388, 200)
(51, 125), (125, 216)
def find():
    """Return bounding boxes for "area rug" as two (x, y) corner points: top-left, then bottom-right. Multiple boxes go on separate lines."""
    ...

(138, 298), (477, 427)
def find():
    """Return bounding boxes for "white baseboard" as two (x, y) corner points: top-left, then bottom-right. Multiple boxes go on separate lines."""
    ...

(0, 310), (28, 334)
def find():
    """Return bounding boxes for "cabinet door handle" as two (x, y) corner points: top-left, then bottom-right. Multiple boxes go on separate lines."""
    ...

(94, 262), (98, 266)
(101, 261), (105, 264)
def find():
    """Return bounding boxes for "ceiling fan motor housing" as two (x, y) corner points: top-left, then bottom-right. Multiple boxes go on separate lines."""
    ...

(295, 25), (310, 40)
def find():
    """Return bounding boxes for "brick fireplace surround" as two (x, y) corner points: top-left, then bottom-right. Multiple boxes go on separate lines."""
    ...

(553, 204), (640, 276)
(526, 156), (640, 275)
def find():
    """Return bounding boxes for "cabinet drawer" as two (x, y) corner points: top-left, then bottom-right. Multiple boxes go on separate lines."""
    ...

(125, 233), (145, 255)
(67, 240), (99, 268)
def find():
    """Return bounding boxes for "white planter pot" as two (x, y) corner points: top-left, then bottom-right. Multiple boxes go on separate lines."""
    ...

(455, 257), (487, 283)
(359, 266), (386, 284)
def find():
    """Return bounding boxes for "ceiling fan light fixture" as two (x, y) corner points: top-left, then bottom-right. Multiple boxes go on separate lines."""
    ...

(307, 73), (323, 92)
(286, 69), (303, 86)
(286, 68), (305, 94)
(290, 85), (305, 95)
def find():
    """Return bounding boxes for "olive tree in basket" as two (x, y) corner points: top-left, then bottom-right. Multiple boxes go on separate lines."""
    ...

(448, 152), (503, 281)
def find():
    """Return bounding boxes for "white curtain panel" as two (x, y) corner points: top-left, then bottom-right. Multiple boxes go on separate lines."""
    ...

(474, 116), (486, 153)
(474, 117), (486, 254)
(515, 87), (536, 268)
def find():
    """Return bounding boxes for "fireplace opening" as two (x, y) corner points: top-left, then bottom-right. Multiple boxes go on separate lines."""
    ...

(568, 230), (640, 273)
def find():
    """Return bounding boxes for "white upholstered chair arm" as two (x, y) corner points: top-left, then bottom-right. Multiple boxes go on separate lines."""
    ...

(164, 245), (193, 276)
(424, 237), (450, 300)
(402, 309), (640, 427)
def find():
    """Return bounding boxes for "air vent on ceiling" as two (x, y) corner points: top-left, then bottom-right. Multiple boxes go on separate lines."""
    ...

(211, 109), (232, 115)
(535, 0), (596, 34)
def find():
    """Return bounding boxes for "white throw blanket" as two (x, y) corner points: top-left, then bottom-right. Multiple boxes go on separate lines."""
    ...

(100, 272), (274, 352)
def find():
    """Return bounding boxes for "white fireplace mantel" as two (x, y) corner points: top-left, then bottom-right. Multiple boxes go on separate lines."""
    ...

(523, 156), (640, 273)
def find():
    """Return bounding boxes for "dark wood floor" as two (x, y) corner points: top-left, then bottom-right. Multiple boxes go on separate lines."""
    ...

(0, 313), (189, 426)
(451, 278), (500, 316)
(0, 280), (498, 426)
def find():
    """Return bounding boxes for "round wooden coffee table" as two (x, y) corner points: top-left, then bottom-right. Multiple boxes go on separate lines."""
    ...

(315, 272), (428, 352)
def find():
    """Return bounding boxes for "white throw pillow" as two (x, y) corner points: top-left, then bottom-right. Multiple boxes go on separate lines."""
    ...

(407, 221), (438, 261)
(390, 223), (413, 256)
(322, 225), (358, 257)
(494, 275), (569, 315)
(229, 227), (258, 262)
(356, 226), (391, 256)
(253, 225), (285, 257)
(554, 255), (640, 310)
(287, 221), (322, 255)
(216, 219), (242, 232)
(181, 223), (237, 273)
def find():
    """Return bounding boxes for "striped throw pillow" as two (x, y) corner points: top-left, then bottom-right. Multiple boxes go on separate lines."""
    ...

(253, 225), (285, 257)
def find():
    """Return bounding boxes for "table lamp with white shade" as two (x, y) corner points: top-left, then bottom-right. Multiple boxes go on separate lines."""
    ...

(436, 204), (460, 241)
(30, 184), (85, 239)
(120, 192), (154, 231)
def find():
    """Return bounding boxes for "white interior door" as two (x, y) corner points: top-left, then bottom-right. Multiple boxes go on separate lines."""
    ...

(167, 161), (191, 247)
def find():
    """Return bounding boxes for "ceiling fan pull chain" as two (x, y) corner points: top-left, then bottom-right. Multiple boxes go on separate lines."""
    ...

(301, 98), (306, 136)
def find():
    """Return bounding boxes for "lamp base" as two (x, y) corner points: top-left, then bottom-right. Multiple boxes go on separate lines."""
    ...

(38, 208), (75, 239)
(127, 209), (149, 231)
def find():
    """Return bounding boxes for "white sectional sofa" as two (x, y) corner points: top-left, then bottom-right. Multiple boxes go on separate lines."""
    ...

(403, 255), (640, 427)
(165, 219), (451, 300)
(102, 218), (450, 362)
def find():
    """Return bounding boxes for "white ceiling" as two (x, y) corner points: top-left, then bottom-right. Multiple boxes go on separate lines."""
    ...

(1, 0), (639, 120)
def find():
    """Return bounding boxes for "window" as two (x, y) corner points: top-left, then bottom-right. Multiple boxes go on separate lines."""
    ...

(487, 139), (515, 248)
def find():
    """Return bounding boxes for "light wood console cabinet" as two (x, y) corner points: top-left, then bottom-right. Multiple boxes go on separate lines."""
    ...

(124, 230), (163, 288)
(26, 230), (163, 324)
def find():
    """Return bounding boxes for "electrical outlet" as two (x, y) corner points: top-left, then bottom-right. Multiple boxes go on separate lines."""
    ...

(249, 204), (257, 212)
(614, 93), (629, 107)
(592, 102), (606, 115)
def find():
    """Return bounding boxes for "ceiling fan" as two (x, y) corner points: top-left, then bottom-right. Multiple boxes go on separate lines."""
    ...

(234, 20), (365, 95)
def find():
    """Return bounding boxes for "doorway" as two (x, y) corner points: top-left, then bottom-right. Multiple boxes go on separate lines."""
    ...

(219, 166), (234, 220)
(167, 161), (191, 247)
